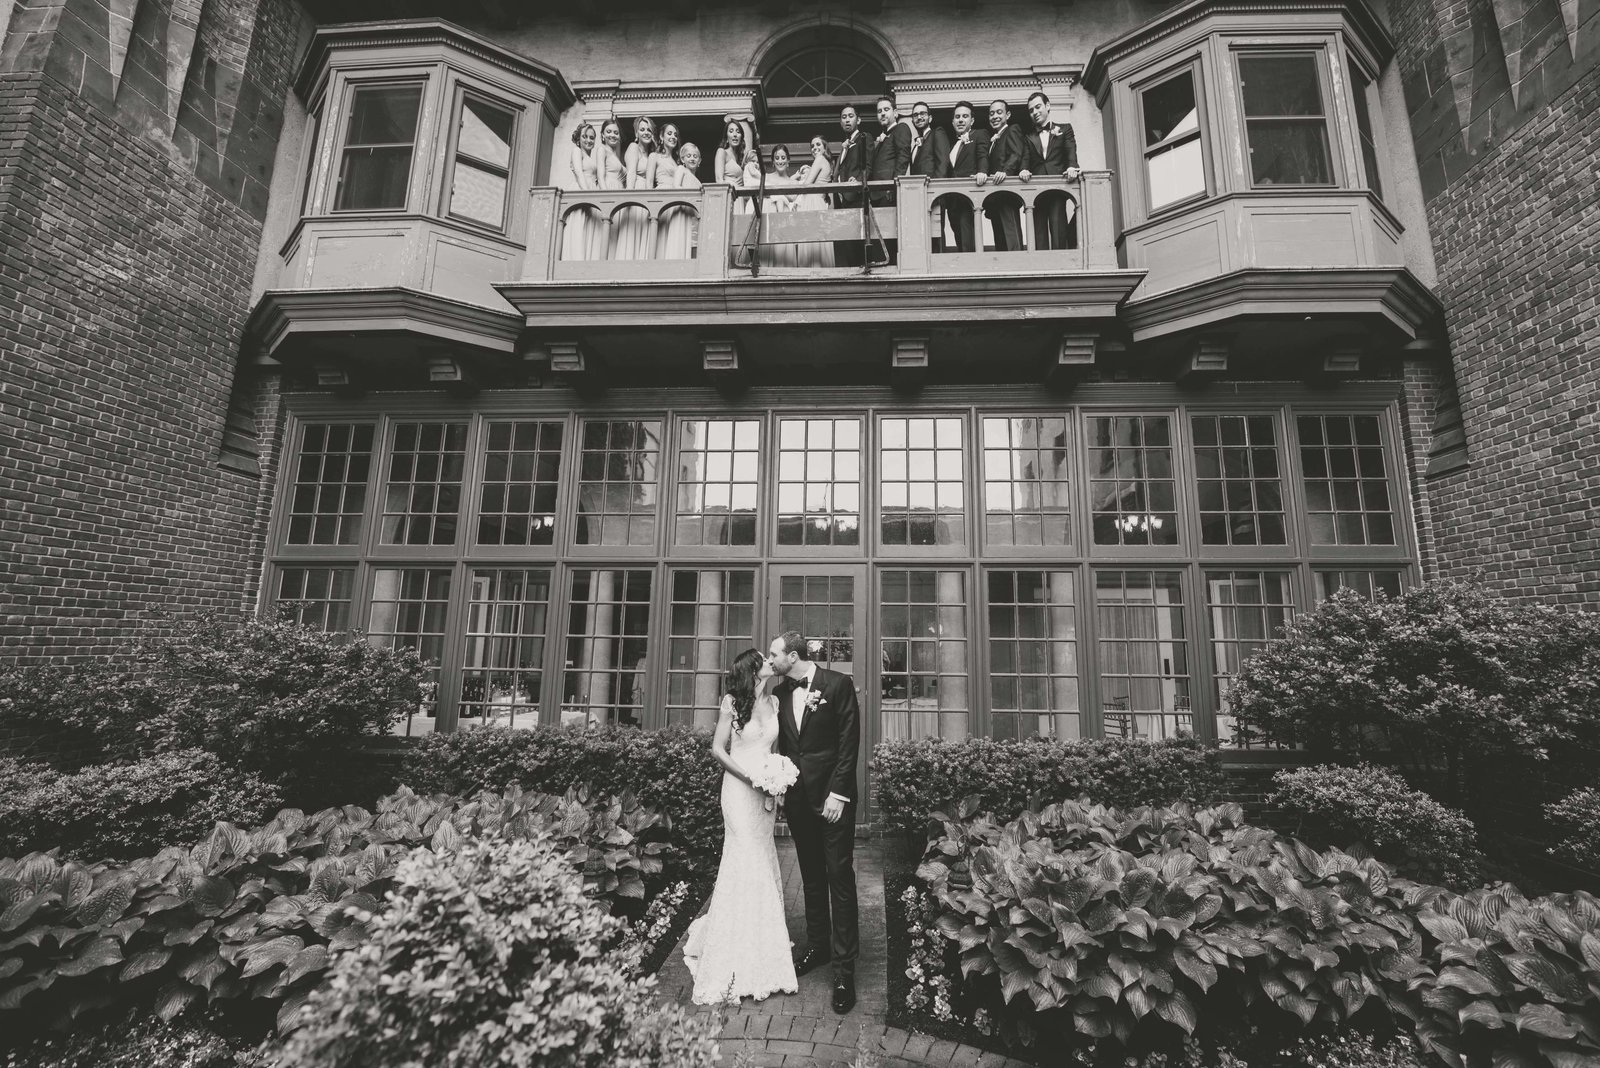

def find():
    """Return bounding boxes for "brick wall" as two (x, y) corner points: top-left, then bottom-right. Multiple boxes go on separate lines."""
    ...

(0, 0), (301, 664)
(1390, 0), (1600, 604)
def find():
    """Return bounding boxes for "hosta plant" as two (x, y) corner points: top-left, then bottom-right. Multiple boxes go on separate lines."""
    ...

(0, 785), (668, 1034)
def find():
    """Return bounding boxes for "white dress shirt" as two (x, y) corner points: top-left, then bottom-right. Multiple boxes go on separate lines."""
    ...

(790, 664), (851, 806)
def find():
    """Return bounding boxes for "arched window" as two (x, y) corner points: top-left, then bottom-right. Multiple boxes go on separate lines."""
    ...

(763, 46), (887, 105)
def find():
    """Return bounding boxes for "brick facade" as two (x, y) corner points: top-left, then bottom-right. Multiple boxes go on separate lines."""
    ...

(0, 0), (301, 663)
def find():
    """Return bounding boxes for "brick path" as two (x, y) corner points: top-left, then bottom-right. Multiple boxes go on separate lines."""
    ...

(657, 839), (1033, 1068)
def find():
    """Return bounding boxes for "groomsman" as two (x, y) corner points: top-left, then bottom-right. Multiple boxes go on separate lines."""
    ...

(980, 99), (1025, 251)
(834, 105), (870, 266)
(868, 96), (912, 204)
(1020, 90), (1081, 250)
(908, 101), (951, 179)
(944, 100), (988, 252)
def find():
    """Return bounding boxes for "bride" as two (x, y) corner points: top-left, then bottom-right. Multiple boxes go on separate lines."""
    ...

(681, 648), (799, 1004)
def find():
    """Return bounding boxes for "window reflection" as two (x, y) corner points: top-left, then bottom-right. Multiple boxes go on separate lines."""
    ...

(881, 570), (969, 741)
(1298, 415), (1395, 545)
(776, 418), (861, 547)
(381, 422), (467, 546)
(1142, 70), (1205, 209)
(1191, 415), (1286, 545)
(368, 568), (452, 737)
(336, 84), (423, 212)
(478, 421), (563, 546)
(988, 570), (1079, 740)
(1089, 415), (1179, 546)
(459, 569), (550, 730)
(1206, 571), (1293, 747)
(287, 423), (372, 545)
(576, 420), (661, 547)
(562, 568), (652, 727)
(1238, 53), (1333, 186)
(275, 567), (354, 631)
(983, 416), (1071, 546)
(881, 417), (964, 546)
(677, 419), (760, 546)
(1096, 570), (1191, 740)
(666, 569), (756, 728)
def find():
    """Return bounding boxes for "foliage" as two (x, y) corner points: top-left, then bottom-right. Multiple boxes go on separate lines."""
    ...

(1265, 1031), (1428, 1068)
(0, 785), (669, 1033)
(0, 618), (426, 780)
(1227, 582), (1600, 804)
(273, 834), (720, 1068)
(870, 736), (1226, 840)
(403, 724), (724, 861)
(1268, 765), (1482, 889)
(1547, 788), (1600, 872)
(0, 1009), (262, 1068)
(0, 750), (282, 862)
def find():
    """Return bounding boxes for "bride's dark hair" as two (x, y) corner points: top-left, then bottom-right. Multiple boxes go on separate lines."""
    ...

(724, 647), (765, 732)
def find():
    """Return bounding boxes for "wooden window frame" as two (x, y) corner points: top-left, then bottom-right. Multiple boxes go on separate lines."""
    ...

(1231, 45), (1343, 191)
(1132, 58), (1214, 218)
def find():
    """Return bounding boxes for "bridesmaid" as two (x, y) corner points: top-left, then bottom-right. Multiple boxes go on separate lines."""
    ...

(651, 123), (685, 260)
(716, 120), (752, 213)
(794, 134), (836, 268)
(611, 117), (656, 259)
(560, 123), (600, 261)
(764, 144), (800, 268)
(660, 141), (703, 260)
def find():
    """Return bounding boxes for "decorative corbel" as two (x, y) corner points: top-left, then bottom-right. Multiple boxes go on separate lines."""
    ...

(1045, 332), (1097, 389)
(891, 335), (929, 391)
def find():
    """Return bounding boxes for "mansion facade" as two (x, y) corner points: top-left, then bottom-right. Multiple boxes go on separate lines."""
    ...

(2, 0), (1596, 800)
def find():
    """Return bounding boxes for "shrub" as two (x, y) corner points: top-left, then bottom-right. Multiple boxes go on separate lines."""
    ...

(0, 750), (282, 862)
(402, 724), (724, 861)
(1268, 764), (1482, 889)
(0, 785), (668, 1033)
(870, 736), (1226, 840)
(273, 834), (720, 1068)
(1547, 787), (1600, 871)
(1228, 581), (1600, 805)
(0, 1010), (259, 1068)
(1266, 1032), (1427, 1068)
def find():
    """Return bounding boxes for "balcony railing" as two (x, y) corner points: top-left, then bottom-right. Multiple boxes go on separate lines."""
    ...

(519, 171), (1118, 282)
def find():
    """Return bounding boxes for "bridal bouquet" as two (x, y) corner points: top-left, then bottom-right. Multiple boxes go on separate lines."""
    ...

(749, 754), (799, 801)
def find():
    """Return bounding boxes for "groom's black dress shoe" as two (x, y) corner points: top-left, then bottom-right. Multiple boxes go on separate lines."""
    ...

(793, 948), (830, 976)
(832, 976), (855, 1014)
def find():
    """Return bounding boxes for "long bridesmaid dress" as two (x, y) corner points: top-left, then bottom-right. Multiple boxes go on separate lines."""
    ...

(560, 146), (600, 261)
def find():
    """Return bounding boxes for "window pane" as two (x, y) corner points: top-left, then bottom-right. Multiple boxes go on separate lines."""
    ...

(458, 569), (551, 730)
(562, 569), (653, 727)
(457, 97), (514, 169)
(335, 84), (422, 211)
(1315, 570), (1403, 601)
(881, 570), (969, 742)
(983, 416), (1071, 547)
(676, 419), (761, 547)
(450, 164), (509, 227)
(1351, 65), (1383, 197)
(1096, 570), (1192, 740)
(1238, 55), (1332, 186)
(477, 421), (563, 546)
(881, 417), (965, 547)
(1240, 55), (1326, 116)
(1206, 571), (1294, 747)
(1297, 415), (1397, 545)
(367, 568), (452, 736)
(380, 422), (468, 546)
(575, 420), (662, 546)
(287, 423), (373, 545)
(1191, 415), (1287, 545)
(776, 418), (861, 546)
(665, 569), (758, 728)
(1088, 415), (1179, 546)
(1142, 70), (1205, 209)
(275, 567), (355, 631)
(987, 570), (1079, 741)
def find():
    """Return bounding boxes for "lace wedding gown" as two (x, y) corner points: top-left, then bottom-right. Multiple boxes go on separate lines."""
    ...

(682, 694), (798, 1004)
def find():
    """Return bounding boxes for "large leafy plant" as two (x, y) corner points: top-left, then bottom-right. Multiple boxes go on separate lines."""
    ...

(0, 785), (668, 1034)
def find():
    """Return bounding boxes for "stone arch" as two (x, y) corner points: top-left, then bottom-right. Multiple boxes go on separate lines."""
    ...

(745, 16), (902, 83)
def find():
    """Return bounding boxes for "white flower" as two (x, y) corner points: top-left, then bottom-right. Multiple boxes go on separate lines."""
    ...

(805, 690), (826, 712)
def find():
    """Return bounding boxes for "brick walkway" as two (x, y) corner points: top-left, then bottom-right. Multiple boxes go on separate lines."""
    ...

(657, 839), (1033, 1068)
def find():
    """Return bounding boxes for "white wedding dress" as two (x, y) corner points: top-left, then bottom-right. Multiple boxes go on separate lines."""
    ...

(682, 693), (798, 1004)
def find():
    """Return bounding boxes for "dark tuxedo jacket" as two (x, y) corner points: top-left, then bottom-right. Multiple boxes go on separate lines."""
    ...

(983, 123), (1025, 176)
(834, 130), (870, 206)
(869, 122), (913, 182)
(776, 666), (861, 811)
(910, 126), (952, 178)
(1021, 122), (1078, 175)
(947, 131), (989, 178)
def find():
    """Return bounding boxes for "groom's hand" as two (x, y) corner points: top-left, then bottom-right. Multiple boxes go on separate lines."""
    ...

(822, 795), (846, 823)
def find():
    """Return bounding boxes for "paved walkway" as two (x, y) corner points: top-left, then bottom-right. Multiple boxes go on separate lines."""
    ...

(657, 839), (1033, 1068)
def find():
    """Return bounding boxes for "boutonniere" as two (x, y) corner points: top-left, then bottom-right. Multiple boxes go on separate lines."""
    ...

(805, 690), (826, 712)
(875, 131), (886, 144)
(958, 133), (970, 144)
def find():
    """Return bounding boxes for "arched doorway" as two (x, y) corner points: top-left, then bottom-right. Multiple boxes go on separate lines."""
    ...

(752, 23), (895, 151)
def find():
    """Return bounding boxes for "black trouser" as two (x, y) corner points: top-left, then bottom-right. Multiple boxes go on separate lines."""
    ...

(1033, 195), (1076, 250)
(785, 793), (858, 979)
(947, 201), (976, 253)
(834, 190), (864, 266)
(986, 202), (1022, 250)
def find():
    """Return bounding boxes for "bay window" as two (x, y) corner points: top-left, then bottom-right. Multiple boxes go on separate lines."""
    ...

(1237, 53), (1334, 187)
(1140, 68), (1208, 211)
(334, 83), (424, 212)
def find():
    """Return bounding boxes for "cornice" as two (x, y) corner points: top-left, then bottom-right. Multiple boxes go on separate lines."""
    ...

(1083, 0), (1393, 95)
(250, 287), (524, 357)
(1120, 266), (1444, 342)
(295, 19), (574, 109)
(886, 64), (1085, 96)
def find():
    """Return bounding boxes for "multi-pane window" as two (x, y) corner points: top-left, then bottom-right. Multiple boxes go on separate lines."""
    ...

(448, 96), (516, 229)
(335, 83), (423, 212)
(776, 574), (857, 664)
(880, 417), (964, 546)
(286, 423), (373, 545)
(1141, 68), (1206, 210)
(1315, 569), (1403, 601)
(367, 568), (452, 736)
(1089, 415), (1178, 546)
(1096, 570), (1192, 740)
(1191, 415), (1286, 545)
(477, 421), (563, 546)
(987, 570), (1080, 741)
(575, 420), (662, 547)
(562, 568), (652, 727)
(1298, 414), (1395, 545)
(458, 568), (551, 730)
(983, 416), (1072, 547)
(776, 418), (861, 547)
(676, 419), (760, 547)
(380, 422), (467, 546)
(1205, 571), (1294, 746)
(1349, 64), (1383, 198)
(881, 570), (969, 741)
(665, 569), (757, 727)
(1237, 53), (1333, 186)
(274, 567), (355, 631)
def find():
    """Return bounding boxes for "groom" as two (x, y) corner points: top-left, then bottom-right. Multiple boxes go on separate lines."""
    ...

(768, 630), (861, 1014)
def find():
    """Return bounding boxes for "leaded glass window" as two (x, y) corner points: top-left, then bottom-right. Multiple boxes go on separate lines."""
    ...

(562, 568), (652, 727)
(477, 420), (563, 546)
(1191, 414), (1286, 545)
(576, 420), (662, 547)
(458, 568), (551, 730)
(676, 419), (760, 547)
(776, 417), (861, 547)
(881, 569), (969, 741)
(665, 569), (757, 727)
(983, 416), (1071, 547)
(380, 422), (467, 546)
(1298, 414), (1395, 545)
(286, 423), (372, 545)
(1096, 570), (1191, 739)
(367, 567), (452, 736)
(1205, 570), (1294, 746)
(1089, 415), (1178, 546)
(274, 567), (355, 631)
(880, 417), (964, 547)
(987, 570), (1080, 741)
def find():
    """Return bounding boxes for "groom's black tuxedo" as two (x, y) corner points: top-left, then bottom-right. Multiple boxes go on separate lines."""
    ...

(776, 664), (861, 980)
